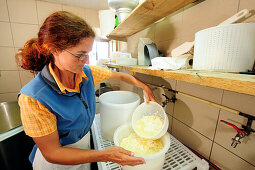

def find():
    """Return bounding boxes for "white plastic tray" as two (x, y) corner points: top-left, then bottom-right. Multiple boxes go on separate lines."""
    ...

(91, 114), (209, 170)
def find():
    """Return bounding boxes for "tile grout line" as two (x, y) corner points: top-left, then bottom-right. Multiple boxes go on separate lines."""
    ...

(206, 90), (226, 159)
(171, 117), (255, 167)
(0, 20), (38, 25)
(208, 108), (221, 160)
(213, 140), (255, 167)
(5, 0), (23, 90)
(237, 0), (241, 12)
(211, 89), (255, 167)
(171, 80), (178, 133)
(209, 89), (225, 160)
(172, 116), (213, 142)
(35, 0), (40, 26)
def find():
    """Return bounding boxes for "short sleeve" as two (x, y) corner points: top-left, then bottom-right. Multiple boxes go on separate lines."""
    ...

(89, 65), (112, 87)
(19, 94), (57, 137)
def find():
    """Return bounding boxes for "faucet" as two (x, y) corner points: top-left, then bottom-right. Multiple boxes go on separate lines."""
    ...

(220, 113), (255, 148)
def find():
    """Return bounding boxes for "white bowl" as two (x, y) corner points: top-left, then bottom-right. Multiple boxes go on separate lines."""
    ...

(132, 101), (169, 140)
(114, 123), (170, 170)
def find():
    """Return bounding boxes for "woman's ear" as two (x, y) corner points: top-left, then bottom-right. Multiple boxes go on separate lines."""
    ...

(51, 49), (60, 56)
(49, 46), (61, 56)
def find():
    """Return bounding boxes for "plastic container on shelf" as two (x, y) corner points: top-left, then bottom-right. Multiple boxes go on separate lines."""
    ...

(132, 101), (169, 140)
(116, 58), (137, 65)
(113, 123), (171, 170)
(99, 91), (140, 141)
(98, 9), (115, 37)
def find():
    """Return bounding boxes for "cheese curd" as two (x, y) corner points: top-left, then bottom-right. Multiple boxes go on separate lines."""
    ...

(120, 132), (163, 156)
(135, 115), (164, 137)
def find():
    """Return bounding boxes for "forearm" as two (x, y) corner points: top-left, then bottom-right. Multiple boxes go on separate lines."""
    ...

(44, 147), (108, 165)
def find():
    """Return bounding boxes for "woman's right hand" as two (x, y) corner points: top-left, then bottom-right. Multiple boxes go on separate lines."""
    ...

(103, 146), (145, 166)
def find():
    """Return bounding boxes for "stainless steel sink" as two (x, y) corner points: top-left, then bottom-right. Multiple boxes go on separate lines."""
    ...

(0, 101), (21, 134)
(0, 101), (34, 170)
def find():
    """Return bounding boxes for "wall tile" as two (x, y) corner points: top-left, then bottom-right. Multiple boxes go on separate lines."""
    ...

(152, 76), (176, 90)
(0, 22), (13, 47)
(0, 47), (17, 70)
(214, 110), (255, 166)
(14, 47), (25, 71)
(154, 8), (183, 43)
(118, 69), (137, 92)
(134, 72), (153, 84)
(167, 114), (173, 133)
(176, 81), (223, 104)
(85, 9), (99, 27)
(119, 81), (137, 93)
(210, 143), (255, 170)
(19, 70), (34, 87)
(106, 79), (120, 91)
(239, 0), (255, 23)
(127, 25), (155, 57)
(174, 93), (219, 140)
(156, 38), (183, 57)
(0, 70), (21, 93)
(0, 92), (18, 103)
(0, 0), (9, 22)
(182, 0), (239, 39)
(11, 23), (38, 48)
(7, 0), (38, 24)
(222, 90), (255, 117)
(62, 4), (86, 21)
(152, 87), (174, 116)
(137, 87), (144, 103)
(119, 41), (128, 52)
(172, 118), (213, 159)
(36, 1), (62, 25)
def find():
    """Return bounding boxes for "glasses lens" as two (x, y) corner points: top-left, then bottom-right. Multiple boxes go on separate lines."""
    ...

(78, 54), (89, 61)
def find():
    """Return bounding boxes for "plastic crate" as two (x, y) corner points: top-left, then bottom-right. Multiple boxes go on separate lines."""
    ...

(91, 114), (209, 170)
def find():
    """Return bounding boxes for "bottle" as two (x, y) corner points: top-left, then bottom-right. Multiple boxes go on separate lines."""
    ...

(114, 15), (119, 28)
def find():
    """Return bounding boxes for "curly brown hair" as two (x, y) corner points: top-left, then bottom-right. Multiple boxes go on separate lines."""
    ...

(15, 11), (95, 72)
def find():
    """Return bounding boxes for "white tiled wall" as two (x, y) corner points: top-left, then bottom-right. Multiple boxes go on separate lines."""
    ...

(0, 0), (9, 22)
(0, 0), (100, 103)
(7, 0), (38, 24)
(119, 0), (255, 169)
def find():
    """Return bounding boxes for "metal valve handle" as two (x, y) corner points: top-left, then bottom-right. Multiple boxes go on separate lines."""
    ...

(220, 120), (245, 133)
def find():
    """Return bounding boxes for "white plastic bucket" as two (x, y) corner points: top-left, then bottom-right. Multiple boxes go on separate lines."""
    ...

(98, 10), (115, 37)
(132, 101), (169, 140)
(99, 91), (140, 141)
(114, 123), (171, 170)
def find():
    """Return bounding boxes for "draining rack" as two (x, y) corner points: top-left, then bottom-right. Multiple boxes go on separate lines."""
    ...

(91, 115), (209, 170)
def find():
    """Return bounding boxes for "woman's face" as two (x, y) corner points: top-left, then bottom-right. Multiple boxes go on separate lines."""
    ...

(54, 37), (94, 74)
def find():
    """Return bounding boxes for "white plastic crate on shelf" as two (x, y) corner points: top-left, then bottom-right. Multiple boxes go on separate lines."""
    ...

(91, 115), (209, 170)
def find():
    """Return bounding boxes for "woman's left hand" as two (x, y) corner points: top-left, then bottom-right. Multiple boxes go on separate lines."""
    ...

(143, 85), (156, 103)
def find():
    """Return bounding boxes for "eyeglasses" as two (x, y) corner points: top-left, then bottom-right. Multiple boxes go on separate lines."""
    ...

(64, 49), (89, 61)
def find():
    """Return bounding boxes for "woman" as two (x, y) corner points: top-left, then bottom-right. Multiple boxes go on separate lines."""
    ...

(16, 11), (156, 170)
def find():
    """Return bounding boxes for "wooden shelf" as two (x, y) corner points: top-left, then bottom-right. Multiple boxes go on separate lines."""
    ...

(106, 64), (255, 96)
(107, 0), (196, 41)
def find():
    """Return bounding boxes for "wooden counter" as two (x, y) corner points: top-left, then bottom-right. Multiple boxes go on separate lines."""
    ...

(106, 64), (255, 96)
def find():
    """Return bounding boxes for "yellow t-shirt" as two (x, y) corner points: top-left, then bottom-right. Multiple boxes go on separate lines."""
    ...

(19, 64), (112, 137)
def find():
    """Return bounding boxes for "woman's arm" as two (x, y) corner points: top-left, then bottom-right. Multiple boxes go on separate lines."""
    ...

(110, 71), (156, 103)
(33, 130), (145, 166)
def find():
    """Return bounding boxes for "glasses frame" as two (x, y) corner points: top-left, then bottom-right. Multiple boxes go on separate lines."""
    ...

(64, 49), (89, 61)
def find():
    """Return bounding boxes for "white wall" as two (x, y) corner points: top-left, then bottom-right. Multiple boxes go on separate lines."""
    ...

(0, 0), (100, 102)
